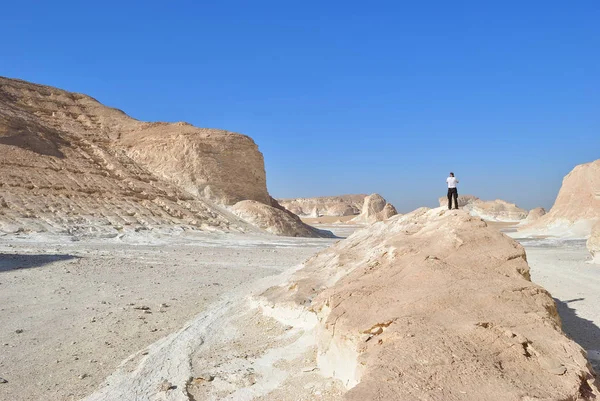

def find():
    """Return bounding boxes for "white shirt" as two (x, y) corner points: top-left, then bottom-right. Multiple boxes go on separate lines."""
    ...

(446, 177), (459, 188)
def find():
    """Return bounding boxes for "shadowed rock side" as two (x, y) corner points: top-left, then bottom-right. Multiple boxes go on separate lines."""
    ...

(0, 76), (319, 237)
(438, 195), (527, 222)
(588, 222), (600, 264)
(231, 199), (335, 238)
(277, 195), (367, 217)
(350, 194), (397, 224)
(520, 159), (600, 237)
(262, 208), (599, 400)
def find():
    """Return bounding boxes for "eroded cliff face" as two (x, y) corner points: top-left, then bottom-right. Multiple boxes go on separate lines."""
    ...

(0, 76), (315, 237)
(261, 208), (599, 400)
(520, 159), (600, 237)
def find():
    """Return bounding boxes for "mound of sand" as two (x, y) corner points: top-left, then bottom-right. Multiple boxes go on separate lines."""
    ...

(0, 76), (320, 237)
(350, 194), (397, 224)
(262, 208), (598, 400)
(588, 222), (600, 264)
(520, 159), (600, 237)
(231, 200), (334, 238)
(439, 195), (527, 222)
(277, 195), (367, 217)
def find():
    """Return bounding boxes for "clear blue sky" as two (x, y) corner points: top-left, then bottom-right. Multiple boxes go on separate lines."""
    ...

(2, 1), (598, 212)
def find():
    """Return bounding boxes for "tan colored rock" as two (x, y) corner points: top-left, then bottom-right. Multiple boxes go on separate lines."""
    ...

(520, 159), (600, 237)
(0, 76), (310, 237)
(120, 124), (270, 205)
(519, 207), (547, 226)
(588, 221), (600, 264)
(277, 195), (367, 217)
(262, 208), (598, 400)
(350, 194), (397, 224)
(231, 200), (333, 238)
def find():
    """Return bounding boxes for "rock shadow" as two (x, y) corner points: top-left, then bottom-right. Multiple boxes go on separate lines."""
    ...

(555, 297), (600, 371)
(0, 253), (79, 273)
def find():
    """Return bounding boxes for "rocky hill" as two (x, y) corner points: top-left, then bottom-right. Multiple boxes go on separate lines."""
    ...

(0, 77), (321, 237)
(277, 194), (367, 217)
(519, 159), (600, 237)
(261, 208), (599, 400)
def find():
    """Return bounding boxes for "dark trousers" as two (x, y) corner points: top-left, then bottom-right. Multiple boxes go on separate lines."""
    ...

(447, 188), (458, 209)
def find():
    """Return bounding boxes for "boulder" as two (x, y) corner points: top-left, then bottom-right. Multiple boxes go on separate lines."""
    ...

(519, 207), (547, 226)
(350, 194), (398, 224)
(519, 159), (600, 237)
(262, 208), (598, 400)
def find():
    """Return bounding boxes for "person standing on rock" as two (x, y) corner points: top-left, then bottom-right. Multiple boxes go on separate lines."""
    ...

(446, 172), (459, 210)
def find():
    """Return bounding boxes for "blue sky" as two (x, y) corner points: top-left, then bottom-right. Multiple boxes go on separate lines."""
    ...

(2, 1), (598, 212)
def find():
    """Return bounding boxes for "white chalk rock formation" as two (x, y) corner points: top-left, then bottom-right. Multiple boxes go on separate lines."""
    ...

(519, 159), (600, 237)
(277, 195), (367, 217)
(350, 194), (397, 224)
(231, 200), (333, 238)
(439, 195), (527, 222)
(262, 208), (599, 400)
(588, 221), (600, 264)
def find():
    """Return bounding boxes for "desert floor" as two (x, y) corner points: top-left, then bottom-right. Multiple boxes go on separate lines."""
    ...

(1, 223), (599, 401)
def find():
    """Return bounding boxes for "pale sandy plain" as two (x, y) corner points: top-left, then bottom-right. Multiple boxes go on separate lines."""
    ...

(1, 220), (599, 401)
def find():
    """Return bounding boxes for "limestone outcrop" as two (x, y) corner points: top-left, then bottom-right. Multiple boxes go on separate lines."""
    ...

(261, 208), (599, 400)
(519, 159), (600, 237)
(231, 199), (334, 238)
(277, 195), (367, 217)
(588, 221), (600, 264)
(0, 76), (319, 237)
(519, 207), (547, 226)
(439, 195), (527, 222)
(350, 194), (397, 224)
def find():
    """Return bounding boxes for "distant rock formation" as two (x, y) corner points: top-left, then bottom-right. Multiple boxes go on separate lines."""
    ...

(350, 194), (397, 224)
(231, 199), (334, 238)
(0, 76), (320, 237)
(519, 207), (546, 226)
(261, 208), (599, 400)
(438, 195), (527, 222)
(519, 159), (600, 237)
(277, 195), (367, 217)
(588, 222), (600, 264)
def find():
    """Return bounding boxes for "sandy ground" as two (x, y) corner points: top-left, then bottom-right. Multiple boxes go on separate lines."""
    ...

(0, 231), (337, 401)
(1, 222), (599, 400)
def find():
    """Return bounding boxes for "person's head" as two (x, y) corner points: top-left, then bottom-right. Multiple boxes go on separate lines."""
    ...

(449, 172), (454, 177)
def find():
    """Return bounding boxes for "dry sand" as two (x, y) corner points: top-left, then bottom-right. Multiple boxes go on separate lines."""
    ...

(1, 222), (599, 400)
